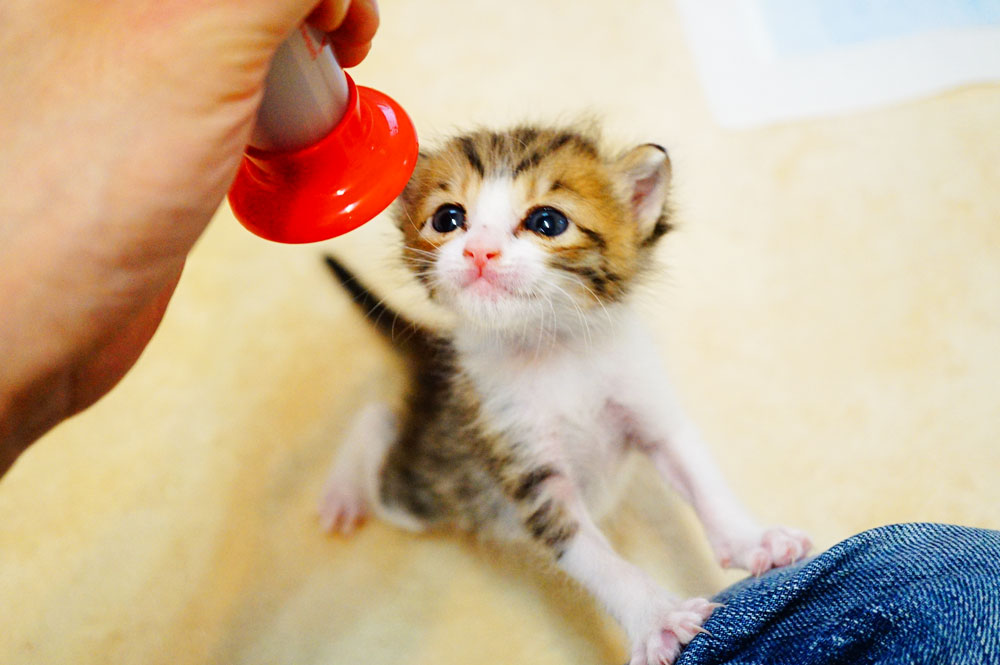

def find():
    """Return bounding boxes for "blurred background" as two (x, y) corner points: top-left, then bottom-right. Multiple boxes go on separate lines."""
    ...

(2, 2), (998, 664)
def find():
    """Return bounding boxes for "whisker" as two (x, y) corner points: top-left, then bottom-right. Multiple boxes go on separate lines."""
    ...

(542, 293), (559, 355)
(566, 274), (614, 328)
(402, 258), (437, 269)
(544, 278), (593, 352)
(403, 246), (439, 259)
(533, 298), (546, 363)
(401, 206), (423, 235)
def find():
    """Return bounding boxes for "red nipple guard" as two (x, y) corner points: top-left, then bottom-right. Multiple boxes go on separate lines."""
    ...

(228, 74), (418, 244)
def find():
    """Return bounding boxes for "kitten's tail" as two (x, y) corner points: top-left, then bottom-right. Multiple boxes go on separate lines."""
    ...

(323, 255), (439, 357)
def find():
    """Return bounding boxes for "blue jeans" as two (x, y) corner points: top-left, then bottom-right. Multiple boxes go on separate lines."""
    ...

(677, 523), (1000, 665)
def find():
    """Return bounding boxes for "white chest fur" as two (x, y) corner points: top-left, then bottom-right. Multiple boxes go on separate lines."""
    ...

(454, 311), (667, 512)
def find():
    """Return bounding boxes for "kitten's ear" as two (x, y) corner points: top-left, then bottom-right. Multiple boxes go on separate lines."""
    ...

(614, 144), (672, 233)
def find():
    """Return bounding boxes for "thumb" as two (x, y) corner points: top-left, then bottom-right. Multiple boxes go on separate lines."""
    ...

(235, 0), (353, 43)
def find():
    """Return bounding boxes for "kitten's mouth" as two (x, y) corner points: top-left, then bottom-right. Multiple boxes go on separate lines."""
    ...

(458, 269), (538, 302)
(462, 274), (511, 298)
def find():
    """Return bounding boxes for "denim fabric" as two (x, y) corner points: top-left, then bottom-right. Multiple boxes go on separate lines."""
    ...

(678, 523), (1000, 665)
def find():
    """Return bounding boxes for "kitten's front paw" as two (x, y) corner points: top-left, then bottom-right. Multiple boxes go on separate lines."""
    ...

(715, 526), (812, 576)
(318, 483), (369, 535)
(628, 597), (718, 665)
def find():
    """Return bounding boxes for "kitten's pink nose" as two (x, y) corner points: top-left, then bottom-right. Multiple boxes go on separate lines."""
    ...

(463, 246), (501, 271)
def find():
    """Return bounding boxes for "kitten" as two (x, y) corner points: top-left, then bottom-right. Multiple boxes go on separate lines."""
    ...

(318, 125), (810, 665)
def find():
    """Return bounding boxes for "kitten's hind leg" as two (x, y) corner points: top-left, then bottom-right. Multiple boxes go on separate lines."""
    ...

(318, 402), (396, 535)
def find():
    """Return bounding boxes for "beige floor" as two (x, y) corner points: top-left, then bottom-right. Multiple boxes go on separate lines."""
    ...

(2, 2), (999, 664)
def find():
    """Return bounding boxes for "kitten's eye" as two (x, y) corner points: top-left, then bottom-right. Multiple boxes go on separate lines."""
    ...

(523, 207), (569, 237)
(431, 204), (466, 233)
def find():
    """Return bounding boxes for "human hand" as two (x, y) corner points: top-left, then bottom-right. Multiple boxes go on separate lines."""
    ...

(0, 0), (379, 474)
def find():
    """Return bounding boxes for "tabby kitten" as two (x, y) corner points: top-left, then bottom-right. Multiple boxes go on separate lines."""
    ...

(319, 125), (810, 665)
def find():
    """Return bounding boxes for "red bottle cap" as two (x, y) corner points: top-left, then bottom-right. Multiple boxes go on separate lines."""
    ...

(228, 74), (418, 244)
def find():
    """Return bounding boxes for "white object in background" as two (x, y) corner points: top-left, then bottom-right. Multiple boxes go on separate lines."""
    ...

(250, 24), (350, 152)
(675, 0), (1000, 128)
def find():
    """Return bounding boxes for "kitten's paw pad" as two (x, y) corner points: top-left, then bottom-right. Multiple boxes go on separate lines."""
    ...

(717, 526), (811, 575)
(318, 484), (369, 535)
(629, 597), (717, 665)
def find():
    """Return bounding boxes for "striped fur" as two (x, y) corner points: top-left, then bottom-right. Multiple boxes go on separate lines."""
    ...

(365, 125), (677, 554)
(321, 126), (809, 665)
(317, 124), (810, 664)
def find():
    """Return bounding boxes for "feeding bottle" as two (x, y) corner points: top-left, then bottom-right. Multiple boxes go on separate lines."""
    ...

(228, 24), (418, 244)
